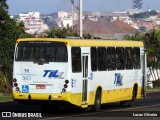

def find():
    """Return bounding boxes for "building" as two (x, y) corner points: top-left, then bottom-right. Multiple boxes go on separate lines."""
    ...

(58, 17), (72, 28)
(24, 17), (49, 35)
(19, 12), (40, 20)
(14, 12), (49, 35)
(73, 17), (139, 39)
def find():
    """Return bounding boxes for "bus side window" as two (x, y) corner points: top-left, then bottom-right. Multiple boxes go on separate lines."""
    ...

(116, 47), (125, 70)
(91, 47), (97, 71)
(107, 47), (116, 70)
(133, 47), (140, 69)
(98, 47), (107, 71)
(125, 47), (133, 69)
(71, 47), (81, 72)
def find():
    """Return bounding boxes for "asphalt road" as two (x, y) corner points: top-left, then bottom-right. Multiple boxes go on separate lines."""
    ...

(0, 91), (160, 120)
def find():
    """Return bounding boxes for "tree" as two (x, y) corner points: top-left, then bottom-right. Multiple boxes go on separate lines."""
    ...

(0, 0), (24, 92)
(45, 26), (78, 38)
(130, 10), (158, 19)
(83, 33), (92, 39)
(45, 26), (92, 39)
(124, 30), (160, 87)
(144, 30), (160, 86)
(124, 32), (144, 41)
(132, 0), (143, 9)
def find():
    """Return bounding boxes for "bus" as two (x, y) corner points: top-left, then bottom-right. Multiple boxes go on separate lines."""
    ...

(12, 38), (147, 111)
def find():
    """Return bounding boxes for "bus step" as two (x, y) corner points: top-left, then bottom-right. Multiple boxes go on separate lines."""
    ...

(81, 102), (88, 108)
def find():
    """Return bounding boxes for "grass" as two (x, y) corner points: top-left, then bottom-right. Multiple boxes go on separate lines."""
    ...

(0, 70), (13, 102)
(146, 86), (160, 91)
(0, 93), (13, 102)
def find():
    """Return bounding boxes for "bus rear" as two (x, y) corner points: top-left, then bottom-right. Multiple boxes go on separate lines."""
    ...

(12, 39), (70, 103)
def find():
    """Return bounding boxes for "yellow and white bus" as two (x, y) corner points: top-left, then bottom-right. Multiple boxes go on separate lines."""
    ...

(12, 38), (147, 111)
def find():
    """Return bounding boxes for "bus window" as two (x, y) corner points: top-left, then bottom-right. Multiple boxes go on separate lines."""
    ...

(133, 47), (140, 69)
(91, 47), (97, 71)
(107, 47), (116, 70)
(125, 47), (133, 69)
(116, 47), (125, 70)
(71, 47), (81, 72)
(98, 47), (107, 71)
(15, 41), (68, 62)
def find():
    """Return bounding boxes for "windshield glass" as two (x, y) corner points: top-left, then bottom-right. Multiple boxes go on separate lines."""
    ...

(15, 41), (68, 62)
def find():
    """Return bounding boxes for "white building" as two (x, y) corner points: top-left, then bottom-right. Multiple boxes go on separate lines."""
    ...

(19, 12), (40, 20)
(24, 18), (49, 35)
(58, 17), (72, 28)
(58, 11), (68, 19)
(17, 12), (49, 35)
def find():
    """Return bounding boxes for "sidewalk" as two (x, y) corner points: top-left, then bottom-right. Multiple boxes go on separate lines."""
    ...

(146, 89), (160, 93)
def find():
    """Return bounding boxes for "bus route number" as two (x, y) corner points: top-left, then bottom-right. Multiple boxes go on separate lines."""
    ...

(22, 75), (31, 80)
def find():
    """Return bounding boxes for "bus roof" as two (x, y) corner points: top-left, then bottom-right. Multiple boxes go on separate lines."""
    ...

(17, 38), (144, 47)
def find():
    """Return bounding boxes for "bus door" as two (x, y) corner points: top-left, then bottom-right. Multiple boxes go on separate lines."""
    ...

(82, 54), (89, 102)
(141, 49), (146, 98)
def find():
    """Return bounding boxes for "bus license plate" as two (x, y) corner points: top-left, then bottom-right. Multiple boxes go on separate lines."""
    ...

(36, 85), (46, 89)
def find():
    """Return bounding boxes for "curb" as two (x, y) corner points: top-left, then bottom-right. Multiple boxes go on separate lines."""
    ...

(146, 89), (160, 93)
(0, 100), (13, 103)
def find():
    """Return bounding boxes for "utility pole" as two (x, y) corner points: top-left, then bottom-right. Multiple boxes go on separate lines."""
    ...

(71, 0), (74, 30)
(79, 0), (83, 38)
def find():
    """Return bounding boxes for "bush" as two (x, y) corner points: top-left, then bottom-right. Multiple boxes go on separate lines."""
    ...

(152, 80), (160, 87)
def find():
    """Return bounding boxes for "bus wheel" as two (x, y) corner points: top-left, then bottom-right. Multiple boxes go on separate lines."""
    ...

(130, 88), (136, 107)
(93, 89), (101, 112)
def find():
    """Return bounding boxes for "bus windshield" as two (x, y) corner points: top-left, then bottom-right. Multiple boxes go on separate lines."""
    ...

(15, 41), (68, 62)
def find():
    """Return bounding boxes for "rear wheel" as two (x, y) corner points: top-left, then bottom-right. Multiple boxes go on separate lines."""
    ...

(92, 89), (101, 112)
(130, 88), (136, 107)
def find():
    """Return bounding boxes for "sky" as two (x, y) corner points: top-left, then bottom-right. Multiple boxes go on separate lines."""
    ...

(7, 0), (160, 15)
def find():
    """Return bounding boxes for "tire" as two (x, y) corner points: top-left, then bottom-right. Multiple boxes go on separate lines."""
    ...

(130, 88), (136, 107)
(93, 89), (101, 112)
